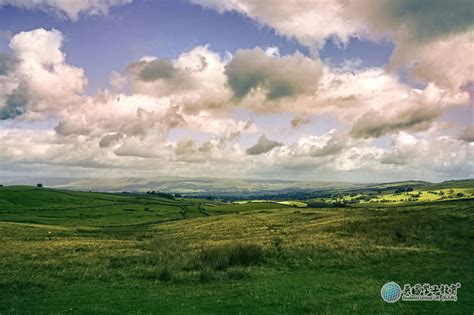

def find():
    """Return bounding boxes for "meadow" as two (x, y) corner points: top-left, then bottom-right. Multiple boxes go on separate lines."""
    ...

(0, 184), (473, 314)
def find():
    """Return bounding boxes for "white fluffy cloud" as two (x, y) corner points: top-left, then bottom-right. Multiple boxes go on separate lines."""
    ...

(127, 46), (232, 114)
(0, 28), (87, 120)
(290, 130), (347, 158)
(0, 0), (132, 20)
(390, 32), (474, 93)
(191, 0), (363, 48)
(381, 131), (473, 177)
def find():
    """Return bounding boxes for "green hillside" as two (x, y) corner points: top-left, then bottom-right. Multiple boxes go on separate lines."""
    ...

(0, 186), (290, 226)
(0, 185), (473, 314)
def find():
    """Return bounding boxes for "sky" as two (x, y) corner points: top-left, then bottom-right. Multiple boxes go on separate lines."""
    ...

(0, 0), (473, 182)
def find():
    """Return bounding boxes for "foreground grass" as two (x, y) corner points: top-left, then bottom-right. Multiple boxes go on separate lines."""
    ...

(0, 187), (473, 313)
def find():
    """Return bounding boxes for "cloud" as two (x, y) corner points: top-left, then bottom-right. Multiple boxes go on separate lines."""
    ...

(58, 36), (466, 144)
(192, 0), (474, 96)
(109, 71), (127, 91)
(290, 116), (311, 129)
(290, 130), (347, 157)
(0, 53), (16, 75)
(99, 132), (124, 148)
(54, 118), (91, 137)
(352, 0), (474, 43)
(380, 131), (473, 177)
(1, 125), (472, 181)
(0, 0), (132, 21)
(130, 59), (182, 82)
(458, 124), (474, 143)
(225, 47), (322, 100)
(184, 114), (256, 140)
(49, 89), (255, 161)
(0, 26), (471, 182)
(0, 28), (87, 120)
(128, 46), (231, 113)
(174, 138), (221, 163)
(192, 0), (474, 47)
(113, 135), (170, 158)
(0, 84), (28, 120)
(350, 103), (440, 138)
(389, 32), (474, 93)
(190, 0), (362, 48)
(128, 59), (189, 87)
(53, 92), (183, 140)
(246, 134), (282, 155)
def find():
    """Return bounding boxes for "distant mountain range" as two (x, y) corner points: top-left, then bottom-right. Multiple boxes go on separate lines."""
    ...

(3, 175), (469, 198)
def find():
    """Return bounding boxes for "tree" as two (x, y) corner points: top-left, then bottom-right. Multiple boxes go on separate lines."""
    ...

(36, 183), (43, 188)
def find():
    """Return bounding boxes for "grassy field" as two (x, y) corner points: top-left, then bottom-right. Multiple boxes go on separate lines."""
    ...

(0, 185), (473, 314)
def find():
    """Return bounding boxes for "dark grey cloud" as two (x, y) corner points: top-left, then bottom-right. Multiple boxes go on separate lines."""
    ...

(308, 133), (346, 158)
(379, 0), (474, 42)
(0, 53), (16, 75)
(291, 116), (311, 129)
(380, 152), (408, 165)
(173, 137), (238, 163)
(54, 120), (91, 136)
(350, 105), (440, 139)
(458, 125), (474, 143)
(225, 48), (322, 100)
(129, 59), (180, 82)
(127, 58), (199, 96)
(246, 134), (282, 155)
(99, 133), (124, 148)
(0, 85), (29, 120)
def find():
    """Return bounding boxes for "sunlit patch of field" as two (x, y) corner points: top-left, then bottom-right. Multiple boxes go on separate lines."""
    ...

(365, 188), (473, 204)
(233, 200), (308, 207)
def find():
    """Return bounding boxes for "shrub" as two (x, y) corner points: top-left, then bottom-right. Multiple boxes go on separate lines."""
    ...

(228, 243), (263, 266)
(157, 267), (172, 282)
(200, 247), (230, 270)
(394, 229), (405, 241)
(199, 243), (264, 271)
